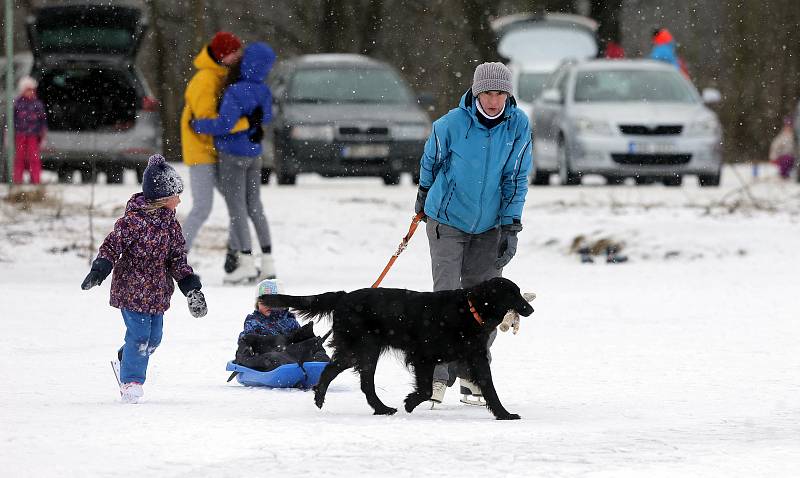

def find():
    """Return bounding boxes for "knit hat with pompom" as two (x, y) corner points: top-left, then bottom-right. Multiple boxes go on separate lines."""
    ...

(142, 154), (184, 200)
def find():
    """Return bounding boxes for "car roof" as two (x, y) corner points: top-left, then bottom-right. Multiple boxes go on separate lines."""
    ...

(571, 59), (677, 72)
(288, 53), (388, 69)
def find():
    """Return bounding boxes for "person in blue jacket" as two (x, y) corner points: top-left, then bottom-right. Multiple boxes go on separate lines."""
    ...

(413, 62), (532, 406)
(192, 42), (277, 285)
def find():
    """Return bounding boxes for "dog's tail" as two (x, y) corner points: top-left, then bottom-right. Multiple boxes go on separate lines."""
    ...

(258, 291), (346, 321)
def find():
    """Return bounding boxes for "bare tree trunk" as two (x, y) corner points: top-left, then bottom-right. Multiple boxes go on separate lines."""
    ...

(361, 0), (384, 56)
(462, 0), (500, 63)
(321, 0), (345, 52)
(590, 0), (623, 54)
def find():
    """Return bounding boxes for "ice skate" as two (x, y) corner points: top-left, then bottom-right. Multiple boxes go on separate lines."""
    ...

(223, 253), (258, 285)
(258, 253), (277, 280)
(120, 382), (143, 404)
(459, 378), (486, 406)
(429, 380), (447, 408)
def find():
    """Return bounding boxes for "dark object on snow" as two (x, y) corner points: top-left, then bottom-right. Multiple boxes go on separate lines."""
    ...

(234, 322), (330, 373)
(571, 235), (628, 264)
(606, 245), (628, 264)
(258, 276), (534, 420)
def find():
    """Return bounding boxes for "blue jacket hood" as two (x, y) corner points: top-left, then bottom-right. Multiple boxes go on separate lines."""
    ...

(240, 42), (276, 83)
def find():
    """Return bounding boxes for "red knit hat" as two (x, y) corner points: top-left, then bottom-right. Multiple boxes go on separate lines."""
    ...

(209, 31), (242, 61)
(653, 29), (674, 45)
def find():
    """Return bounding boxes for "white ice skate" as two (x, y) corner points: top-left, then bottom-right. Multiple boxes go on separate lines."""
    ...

(258, 253), (277, 280)
(429, 380), (447, 408)
(459, 378), (486, 407)
(223, 253), (259, 285)
(120, 382), (143, 404)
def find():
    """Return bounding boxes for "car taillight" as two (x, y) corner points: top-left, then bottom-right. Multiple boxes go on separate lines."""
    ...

(142, 96), (159, 112)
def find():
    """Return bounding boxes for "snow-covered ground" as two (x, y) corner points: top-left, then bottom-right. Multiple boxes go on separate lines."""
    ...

(1, 165), (799, 477)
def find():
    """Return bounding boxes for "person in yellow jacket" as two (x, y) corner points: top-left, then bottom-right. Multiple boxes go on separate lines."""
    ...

(181, 31), (248, 256)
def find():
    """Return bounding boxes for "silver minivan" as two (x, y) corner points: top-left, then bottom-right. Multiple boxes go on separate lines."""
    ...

(532, 59), (722, 186)
(26, 4), (161, 183)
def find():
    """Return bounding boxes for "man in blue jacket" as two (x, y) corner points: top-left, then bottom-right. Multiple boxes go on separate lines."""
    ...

(414, 62), (532, 406)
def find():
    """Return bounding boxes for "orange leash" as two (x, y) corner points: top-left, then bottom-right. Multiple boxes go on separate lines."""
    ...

(371, 212), (426, 288)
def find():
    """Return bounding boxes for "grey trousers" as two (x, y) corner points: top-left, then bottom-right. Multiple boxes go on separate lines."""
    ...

(182, 164), (217, 251)
(426, 219), (501, 385)
(217, 152), (272, 252)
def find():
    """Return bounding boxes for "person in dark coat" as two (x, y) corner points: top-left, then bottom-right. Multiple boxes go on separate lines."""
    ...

(81, 154), (208, 403)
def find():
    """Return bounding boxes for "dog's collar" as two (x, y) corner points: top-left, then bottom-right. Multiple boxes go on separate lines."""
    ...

(467, 298), (484, 326)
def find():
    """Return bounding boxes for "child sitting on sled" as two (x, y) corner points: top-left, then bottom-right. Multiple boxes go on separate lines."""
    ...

(234, 280), (329, 372)
(239, 279), (300, 340)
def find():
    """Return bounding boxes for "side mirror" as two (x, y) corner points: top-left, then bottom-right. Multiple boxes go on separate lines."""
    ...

(416, 91), (435, 109)
(702, 88), (721, 104)
(541, 88), (562, 104)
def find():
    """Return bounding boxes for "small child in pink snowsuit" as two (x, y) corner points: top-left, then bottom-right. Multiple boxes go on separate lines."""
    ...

(769, 116), (797, 180)
(12, 77), (47, 184)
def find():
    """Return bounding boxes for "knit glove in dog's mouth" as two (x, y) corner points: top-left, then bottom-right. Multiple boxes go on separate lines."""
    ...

(499, 292), (536, 334)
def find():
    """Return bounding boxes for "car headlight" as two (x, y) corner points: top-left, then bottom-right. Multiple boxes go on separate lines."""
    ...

(393, 124), (430, 140)
(289, 124), (335, 141)
(573, 117), (612, 135)
(685, 117), (720, 137)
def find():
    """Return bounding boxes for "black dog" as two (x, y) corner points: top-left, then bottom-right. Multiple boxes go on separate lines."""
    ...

(258, 277), (534, 420)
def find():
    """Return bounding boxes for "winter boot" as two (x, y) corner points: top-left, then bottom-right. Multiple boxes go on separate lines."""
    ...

(606, 245), (628, 264)
(259, 253), (277, 280)
(429, 380), (447, 408)
(578, 247), (594, 264)
(224, 247), (239, 274)
(120, 382), (144, 404)
(459, 378), (486, 406)
(223, 252), (258, 285)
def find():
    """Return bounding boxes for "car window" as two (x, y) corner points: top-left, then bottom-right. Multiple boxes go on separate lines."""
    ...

(573, 69), (697, 103)
(288, 67), (413, 104)
(517, 72), (549, 102)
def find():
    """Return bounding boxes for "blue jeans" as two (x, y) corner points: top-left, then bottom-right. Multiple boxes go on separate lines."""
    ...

(119, 309), (164, 384)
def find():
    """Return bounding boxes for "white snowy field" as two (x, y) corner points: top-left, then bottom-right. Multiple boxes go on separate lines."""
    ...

(1, 165), (799, 477)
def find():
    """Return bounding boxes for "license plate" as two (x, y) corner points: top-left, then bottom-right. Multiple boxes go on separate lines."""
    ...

(341, 144), (390, 158)
(628, 141), (677, 154)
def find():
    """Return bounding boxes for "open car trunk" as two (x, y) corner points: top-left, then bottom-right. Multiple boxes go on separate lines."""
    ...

(38, 66), (138, 132)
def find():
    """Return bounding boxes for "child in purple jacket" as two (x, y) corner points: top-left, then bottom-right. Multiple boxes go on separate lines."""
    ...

(81, 154), (208, 404)
(13, 76), (47, 184)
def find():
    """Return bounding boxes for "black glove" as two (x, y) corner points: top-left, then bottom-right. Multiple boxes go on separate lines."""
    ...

(81, 258), (112, 290)
(414, 186), (429, 220)
(247, 106), (264, 144)
(495, 222), (523, 269)
(187, 290), (207, 318)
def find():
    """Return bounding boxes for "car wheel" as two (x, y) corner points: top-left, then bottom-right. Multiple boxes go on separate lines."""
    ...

(57, 167), (75, 184)
(277, 173), (296, 185)
(634, 176), (654, 185)
(135, 166), (146, 184)
(412, 172), (421, 185)
(80, 166), (97, 184)
(604, 174), (625, 185)
(557, 138), (580, 186)
(663, 175), (683, 187)
(531, 169), (550, 185)
(106, 165), (124, 184)
(260, 168), (272, 184)
(699, 173), (721, 187)
(382, 172), (400, 186)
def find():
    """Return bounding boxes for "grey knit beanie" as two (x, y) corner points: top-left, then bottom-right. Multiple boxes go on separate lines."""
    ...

(472, 62), (513, 96)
